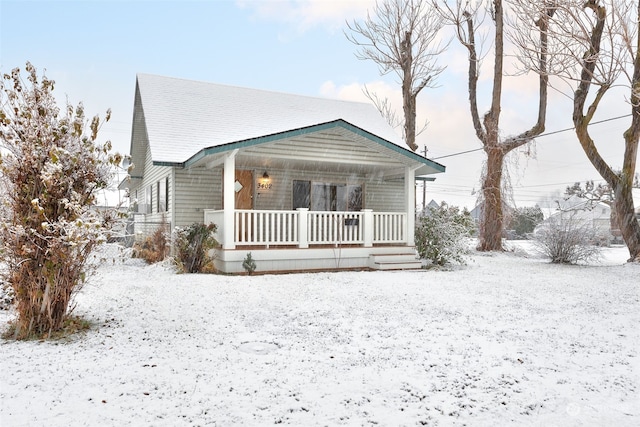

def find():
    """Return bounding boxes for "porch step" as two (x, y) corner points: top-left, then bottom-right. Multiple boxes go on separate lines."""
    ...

(369, 252), (422, 271)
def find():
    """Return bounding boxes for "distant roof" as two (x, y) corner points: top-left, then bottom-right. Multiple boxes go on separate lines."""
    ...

(135, 73), (419, 166)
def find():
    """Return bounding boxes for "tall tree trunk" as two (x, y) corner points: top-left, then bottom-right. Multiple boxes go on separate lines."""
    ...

(477, 0), (507, 251)
(401, 30), (419, 152)
(614, 181), (640, 261)
(403, 81), (418, 151)
(618, 0), (640, 261)
(456, 0), (552, 251)
(478, 146), (505, 251)
(572, 0), (640, 262)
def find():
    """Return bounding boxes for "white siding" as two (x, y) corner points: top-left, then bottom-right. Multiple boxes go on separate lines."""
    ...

(251, 168), (404, 212)
(130, 139), (172, 233)
(174, 167), (221, 227)
(365, 180), (404, 212)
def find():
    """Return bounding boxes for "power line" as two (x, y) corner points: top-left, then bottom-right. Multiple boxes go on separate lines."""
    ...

(431, 114), (632, 160)
(433, 147), (484, 160)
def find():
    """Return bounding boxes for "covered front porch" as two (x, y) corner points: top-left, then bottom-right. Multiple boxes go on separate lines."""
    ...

(205, 208), (419, 273)
(184, 120), (443, 273)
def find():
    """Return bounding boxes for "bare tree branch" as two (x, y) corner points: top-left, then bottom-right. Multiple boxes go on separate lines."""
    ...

(346, 0), (447, 151)
(436, 0), (554, 251)
(531, 0), (640, 261)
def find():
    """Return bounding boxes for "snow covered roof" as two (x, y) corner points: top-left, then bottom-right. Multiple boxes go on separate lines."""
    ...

(132, 73), (443, 173)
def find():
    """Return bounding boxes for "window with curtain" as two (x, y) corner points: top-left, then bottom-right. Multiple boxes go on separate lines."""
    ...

(293, 180), (362, 211)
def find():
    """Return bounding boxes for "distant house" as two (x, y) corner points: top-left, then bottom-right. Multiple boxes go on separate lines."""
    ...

(418, 199), (441, 217)
(120, 74), (445, 273)
(538, 196), (614, 242)
(469, 201), (515, 225)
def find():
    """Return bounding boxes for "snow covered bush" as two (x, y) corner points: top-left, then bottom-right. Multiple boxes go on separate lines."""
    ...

(507, 206), (544, 239)
(415, 203), (474, 266)
(0, 63), (123, 339)
(174, 223), (218, 273)
(534, 215), (602, 264)
(132, 221), (169, 264)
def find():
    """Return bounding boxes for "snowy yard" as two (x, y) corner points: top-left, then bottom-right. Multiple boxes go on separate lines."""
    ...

(1, 243), (638, 426)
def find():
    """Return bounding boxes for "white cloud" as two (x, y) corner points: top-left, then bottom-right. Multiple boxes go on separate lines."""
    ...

(319, 79), (399, 103)
(236, 0), (374, 33)
(319, 78), (474, 150)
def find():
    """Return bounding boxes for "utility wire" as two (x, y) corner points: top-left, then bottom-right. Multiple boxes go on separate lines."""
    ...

(431, 114), (632, 160)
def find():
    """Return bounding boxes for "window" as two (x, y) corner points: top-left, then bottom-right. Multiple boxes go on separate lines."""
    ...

(293, 180), (362, 211)
(136, 186), (152, 214)
(157, 178), (168, 212)
(147, 185), (153, 213)
(347, 185), (362, 211)
(293, 180), (310, 209)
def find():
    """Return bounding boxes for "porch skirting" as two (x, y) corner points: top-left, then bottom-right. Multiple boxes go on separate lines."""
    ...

(213, 246), (420, 274)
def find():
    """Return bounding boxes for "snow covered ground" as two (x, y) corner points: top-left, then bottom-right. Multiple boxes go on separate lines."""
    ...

(1, 243), (638, 426)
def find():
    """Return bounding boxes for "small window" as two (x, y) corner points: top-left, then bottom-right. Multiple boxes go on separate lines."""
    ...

(157, 178), (168, 212)
(137, 186), (152, 214)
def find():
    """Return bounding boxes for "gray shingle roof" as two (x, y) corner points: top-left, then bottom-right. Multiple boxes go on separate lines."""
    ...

(136, 73), (408, 165)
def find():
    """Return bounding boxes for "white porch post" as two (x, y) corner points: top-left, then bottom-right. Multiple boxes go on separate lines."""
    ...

(405, 166), (416, 246)
(297, 208), (309, 249)
(222, 150), (238, 250)
(363, 209), (373, 247)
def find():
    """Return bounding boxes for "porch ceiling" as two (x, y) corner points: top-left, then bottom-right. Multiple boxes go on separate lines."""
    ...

(189, 126), (440, 177)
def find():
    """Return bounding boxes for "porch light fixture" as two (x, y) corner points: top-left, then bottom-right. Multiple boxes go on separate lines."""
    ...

(261, 171), (270, 184)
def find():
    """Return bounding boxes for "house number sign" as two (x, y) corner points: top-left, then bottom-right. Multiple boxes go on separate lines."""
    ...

(257, 181), (272, 191)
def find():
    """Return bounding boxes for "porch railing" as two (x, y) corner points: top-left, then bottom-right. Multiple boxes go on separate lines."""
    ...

(308, 211), (364, 245)
(373, 212), (407, 244)
(204, 209), (407, 248)
(235, 210), (299, 246)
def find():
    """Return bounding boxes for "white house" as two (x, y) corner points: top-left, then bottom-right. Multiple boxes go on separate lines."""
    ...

(538, 196), (614, 243)
(121, 74), (445, 273)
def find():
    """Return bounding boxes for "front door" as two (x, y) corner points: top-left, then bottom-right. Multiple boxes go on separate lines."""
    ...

(234, 170), (253, 209)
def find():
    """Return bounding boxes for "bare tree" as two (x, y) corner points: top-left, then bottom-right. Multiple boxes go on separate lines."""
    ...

(346, 0), (447, 151)
(516, 0), (640, 262)
(435, 0), (556, 251)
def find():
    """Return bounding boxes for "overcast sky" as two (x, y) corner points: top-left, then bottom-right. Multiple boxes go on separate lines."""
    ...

(1, 0), (635, 209)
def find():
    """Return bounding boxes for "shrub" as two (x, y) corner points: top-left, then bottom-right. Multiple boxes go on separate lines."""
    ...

(132, 222), (169, 264)
(0, 63), (122, 339)
(242, 252), (257, 275)
(174, 223), (218, 273)
(533, 215), (602, 264)
(508, 206), (544, 239)
(415, 203), (474, 266)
